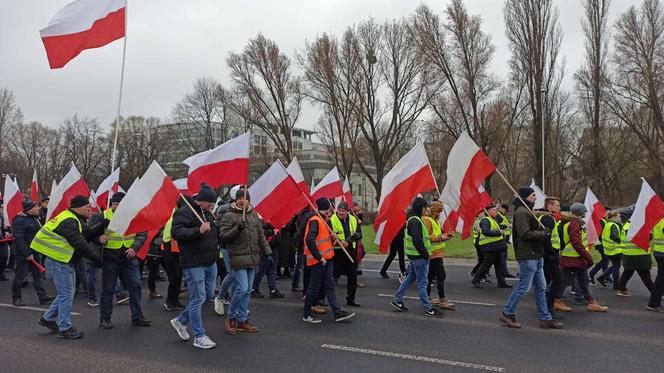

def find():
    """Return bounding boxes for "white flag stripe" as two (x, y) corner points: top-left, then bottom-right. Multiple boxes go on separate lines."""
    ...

(286, 157), (305, 184)
(183, 132), (250, 171)
(249, 160), (288, 206)
(46, 164), (83, 221)
(311, 167), (341, 195)
(96, 168), (120, 196)
(173, 178), (188, 191)
(627, 179), (658, 240)
(530, 179), (547, 210)
(40, 0), (125, 37)
(379, 143), (431, 209)
(440, 133), (479, 211)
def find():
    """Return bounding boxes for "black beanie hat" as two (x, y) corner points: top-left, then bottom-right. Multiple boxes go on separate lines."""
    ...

(110, 192), (125, 204)
(411, 197), (429, 216)
(23, 200), (37, 211)
(337, 201), (349, 211)
(195, 183), (217, 203)
(70, 195), (89, 208)
(316, 198), (331, 211)
(518, 186), (535, 200)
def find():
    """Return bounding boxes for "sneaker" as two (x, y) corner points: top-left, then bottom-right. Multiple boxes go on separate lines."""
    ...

(589, 278), (596, 285)
(164, 303), (176, 312)
(471, 280), (484, 289)
(193, 335), (216, 349)
(170, 318), (190, 341)
(291, 286), (303, 292)
(468, 270), (475, 277)
(251, 290), (264, 299)
(334, 310), (356, 322)
(99, 319), (113, 329)
(617, 290), (632, 297)
(38, 317), (59, 333)
(499, 312), (522, 328)
(12, 298), (26, 307)
(424, 308), (444, 318)
(646, 306), (664, 313)
(539, 319), (564, 329)
(597, 277), (608, 287)
(117, 296), (130, 305)
(87, 300), (99, 307)
(391, 300), (408, 312)
(58, 327), (84, 339)
(214, 298), (225, 315)
(269, 290), (285, 298)
(379, 271), (390, 279)
(302, 315), (322, 324)
(132, 316), (152, 326)
(480, 278), (492, 284)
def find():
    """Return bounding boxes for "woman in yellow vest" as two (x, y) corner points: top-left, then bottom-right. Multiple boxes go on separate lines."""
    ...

(424, 201), (455, 310)
(596, 211), (623, 289)
(647, 218), (664, 312)
(617, 220), (654, 297)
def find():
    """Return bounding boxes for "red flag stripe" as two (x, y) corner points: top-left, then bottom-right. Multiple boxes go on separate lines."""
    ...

(187, 158), (249, 191)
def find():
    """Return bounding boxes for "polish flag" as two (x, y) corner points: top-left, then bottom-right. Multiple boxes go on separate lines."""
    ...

(46, 163), (90, 221)
(438, 203), (461, 234)
(583, 187), (607, 246)
(173, 178), (191, 196)
(108, 161), (180, 235)
(184, 132), (250, 191)
(89, 189), (99, 212)
(31, 170), (39, 202)
(310, 167), (343, 201)
(373, 143), (437, 253)
(50, 179), (58, 195)
(341, 177), (353, 207)
(441, 132), (496, 239)
(95, 168), (120, 210)
(249, 160), (309, 229)
(3, 176), (23, 226)
(40, 0), (126, 69)
(626, 178), (664, 250)
(286, 156), (309, 195)
(136, 229), (159, 260)
(530, 179), (547, 209)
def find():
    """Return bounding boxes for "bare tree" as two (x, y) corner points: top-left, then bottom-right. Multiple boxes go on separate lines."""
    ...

(225, 34), (303, 162)
(6, 121), (59, 190)
(0, 87), (23, 172)
(59, 115), (107, 182)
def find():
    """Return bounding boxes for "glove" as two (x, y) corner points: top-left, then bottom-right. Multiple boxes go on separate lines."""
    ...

(350, 232), (361, 241)
(238, 221), (248, 230)
(102, 219), (111, 229)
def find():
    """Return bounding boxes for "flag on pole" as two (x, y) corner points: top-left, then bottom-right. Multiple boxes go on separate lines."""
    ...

(172, 178), (191, 196)
(583, 187), (607, 246)
(50, 179), (58, 196)
(441, 132), (496, 239)
(46, 163), (90, 221)
(530, 179), (547, 209)
(95, 168), (120, 210)
(341, 177), (353, 207)
(3, 176), (23, 226)
(31, 169), (39, 202)
(374, 143), (437, 253)
(40, 0), (126, 69)
(626, 178), (664, 250)
(286, 156), (309, 195)
(89, 189), (99, 212)
(310, 167), (343, 201)
(184, 132), (250, 191)
(438, 203), (461, 234)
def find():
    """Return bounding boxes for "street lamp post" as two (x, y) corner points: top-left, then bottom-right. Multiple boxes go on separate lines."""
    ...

(540, 87), (547, 193)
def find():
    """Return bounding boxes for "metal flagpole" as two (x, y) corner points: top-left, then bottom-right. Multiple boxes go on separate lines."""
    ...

(109, 1), (128, 209)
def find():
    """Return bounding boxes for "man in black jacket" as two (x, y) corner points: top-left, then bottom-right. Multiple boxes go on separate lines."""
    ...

(11, 200), (53, 306)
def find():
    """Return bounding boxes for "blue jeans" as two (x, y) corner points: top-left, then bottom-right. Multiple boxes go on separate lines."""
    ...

(43, 258), (76, 331)
(100, 258), (143, 321)
(85, 260), (125, 302)
(253, 250), (278, 292)
(216, 249), (234, 300)
(177, 263), (217, 338)
(228, 268), (255, 322)
(503, 259), (552, 321)
(393, 259), (432, 311)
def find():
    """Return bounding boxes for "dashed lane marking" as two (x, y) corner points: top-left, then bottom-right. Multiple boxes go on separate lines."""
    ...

(376, 293), (496, 307)
(0, 303), (82, 315)
(362, 269), (401, 275)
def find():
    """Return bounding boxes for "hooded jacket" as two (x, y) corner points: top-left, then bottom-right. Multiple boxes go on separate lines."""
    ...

(405, 197), (430, 260)
(512, 198), (548, 260)
(558, 212), (594, 269)
(219, 203), (271, 269)
(12, 213), (41, 257)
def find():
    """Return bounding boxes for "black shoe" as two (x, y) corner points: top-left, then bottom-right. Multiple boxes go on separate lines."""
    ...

(379, 271), (390, 279)
(99, 319), (113, 329)
(38, 317), (59, 333)
(539, 319), (564, 329)
(163, 303), (176, 312)
(291, 286), (303, 292)
(318, 300), (328, 307)
(334, 310), (356, 322)
(504, 273), (517, 279)
(391, 300), (408, 312)
(174, 302), (185, 310)
(269, 290), (285, 298)
(12, 298), (26, 307)
(346, 300), (361, 307)
(589, 277), (596, 285)
(39, 296), (54, 305)
(597, 277), (607, 288)
(498, 284), (512, 288)
(251, 290), (264, 299)
(132, 316), (152, 327)
(58, 327), (83, 339)
(550, 309), (565, 320)
(481, 278), (492, 284)
(22, 280), (29, 287)
(425, 308), (445, 318)
(471, 280), (484, 289)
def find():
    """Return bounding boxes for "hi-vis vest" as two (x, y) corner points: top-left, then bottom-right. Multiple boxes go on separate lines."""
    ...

(497, 213), (512, 236)
(537, 215), (561, 250)
(30, 210), (82, 263)
(472, 218), (481, 243)
(423, 216), (446, 255)
(561, 222), (588, 258)
(653, 218), (664, 254)
(621, 222), (648, 256)
(601, 221), (622, 256)
(104, 209), (136, 249)
(160, 211), (180, 254)
(404, 216), (431, 257)
(304, 215), (334, 266)
(478, 216), (504, 247)
(330, 213), (358, 250)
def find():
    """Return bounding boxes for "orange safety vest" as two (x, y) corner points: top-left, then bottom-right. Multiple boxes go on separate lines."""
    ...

(160, 240), (180, 254)
(304, 215), (334, 266)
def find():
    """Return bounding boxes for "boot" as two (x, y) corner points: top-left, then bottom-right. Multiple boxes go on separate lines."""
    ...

(225, 318), (237, 335)
(499, 312), (522, 328)
(539, 319), (564, 329)
(437, 298), (456, 310)
(587, 300), (608, 312)
(236, 320), (259, 333)
(554, 299), (572, 312)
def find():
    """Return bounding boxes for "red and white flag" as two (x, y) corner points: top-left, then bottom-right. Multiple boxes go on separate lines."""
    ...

(40, 0), (126, 69)
(3, 176), (23, 226)
(373, 143), (437, 253)
(46, 163), (90, 221)
(249, 160), (309, 229)
(341, 177), (353, 207)
(184, 132), (250, 191)
(441, 132), (496, 239)
(286, 156), (309, 195)
(438, 203), (461, 234)
(31, 169), (39, 202)
(95, 168), (120, 210)
(310, 167), (343, 201)
(627, 178), (664, 250)
(583, 187), (607, 246)
(530, 179), (547, 209)
(172, 178), (191, 196)
(89, 189), (100, 212)
(50, 179), (58, 196)
(108, 161), (180, 235)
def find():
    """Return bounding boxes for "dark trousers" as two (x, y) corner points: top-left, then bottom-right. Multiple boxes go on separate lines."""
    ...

(333, 249), (358, 302)
(146, 256), (162, 292)
(560, 267), (592, 301)
(618, 268), (653, 292)
(381, 244), (406, 274)
(544, 253), (564, 308)
(100, 258), (144, 322)
(648, 256), (664, 307)
(303, 262), (340, 317)
(12, 255), (47, 300)
(427, 257), (446, 299)
(0, 243), (9, 276)
(162, 253), (182, 306)
(597, 255), (622, 290)
(292, 250), (304, 289)
(253, 250), (278, 292)
(471, 245), (484, 274)
(472, 251), (506, 285)
(589, 249), (610, 280)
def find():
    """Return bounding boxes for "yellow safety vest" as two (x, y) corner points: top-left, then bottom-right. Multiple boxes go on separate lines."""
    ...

(30, 210), (82, 263)
(653, 219), (664, 254)
(330, 213), (358, 250)
(404, 216), (431, 257)
(621, 222), (649, 256)
(478, 216), (504, 247)
(537, 215), (561, 250)
(497, 213), (512, 236)
(423, 216), (446, 255)
(561, 222), (588, 258)
(601, 221), (622, 256)
(472, 218), (481, 243)
(104, 209), (136, 249)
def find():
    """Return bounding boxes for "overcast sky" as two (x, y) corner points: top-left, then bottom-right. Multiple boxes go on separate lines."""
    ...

(0, 0), (640, 131)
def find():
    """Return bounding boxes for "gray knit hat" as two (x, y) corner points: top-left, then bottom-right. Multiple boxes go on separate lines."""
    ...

(570, 203), (587, 218)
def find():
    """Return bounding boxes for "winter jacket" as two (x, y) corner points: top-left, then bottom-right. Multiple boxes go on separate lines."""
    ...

(171, 204), (219, 269)
(53, 209), (104, 265)
(559, 213), (594, 269)
(478, 216), (507, 252)
(88, 211), (147, 262)
(11, 213), (41, 257)
(512, 199), (548, 260)
(406, 211), (429, 260)
(219, 204), (271, 269)
(293, 209), (314, 252)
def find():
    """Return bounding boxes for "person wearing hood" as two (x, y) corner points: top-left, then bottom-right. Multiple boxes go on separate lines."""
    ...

(557, 203), (608, 312)
(11, 200), (53, 306)
(596, 211), (623, 289)
(391, 197), (444, 318)
(471, 204), (510, 289)
(500, 187), (562, 329)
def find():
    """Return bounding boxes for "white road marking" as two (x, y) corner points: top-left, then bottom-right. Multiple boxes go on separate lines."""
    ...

(362, 269), (401, 275)
(321, 344), (506, 372)
(0, 303), (82, 315)
(376, 293), (496, 307)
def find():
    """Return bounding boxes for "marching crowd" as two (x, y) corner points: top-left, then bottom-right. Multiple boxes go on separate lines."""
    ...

(1, 183), (663, 349)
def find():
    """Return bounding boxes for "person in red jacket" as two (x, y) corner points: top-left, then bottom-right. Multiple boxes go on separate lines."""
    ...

(557, 203), (608, 312)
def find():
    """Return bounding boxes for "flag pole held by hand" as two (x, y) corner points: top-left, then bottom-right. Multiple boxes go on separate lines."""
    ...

(494, 169), (545, 229)
(180, 194), (205, 224)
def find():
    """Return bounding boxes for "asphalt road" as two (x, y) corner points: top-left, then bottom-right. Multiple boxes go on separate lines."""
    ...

(0, 257), (662, 373)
